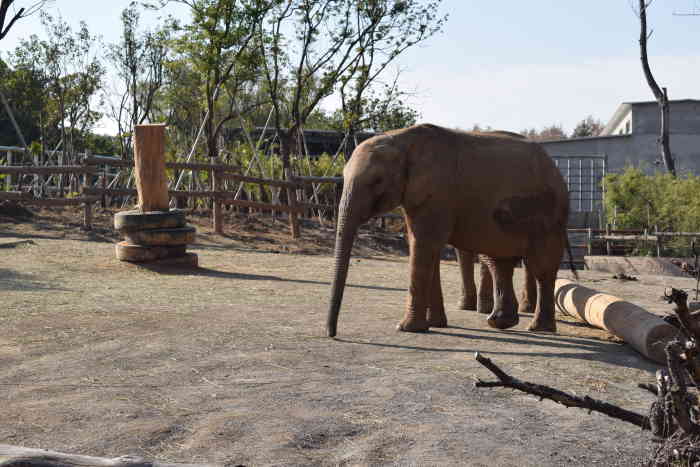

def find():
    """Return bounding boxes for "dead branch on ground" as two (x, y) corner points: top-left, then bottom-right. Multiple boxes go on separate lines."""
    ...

(474, 288), (700, 466)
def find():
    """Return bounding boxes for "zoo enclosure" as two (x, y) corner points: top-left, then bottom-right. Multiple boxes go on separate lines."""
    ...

(4, 147), (645, 249)
(0, 145), (345, 237)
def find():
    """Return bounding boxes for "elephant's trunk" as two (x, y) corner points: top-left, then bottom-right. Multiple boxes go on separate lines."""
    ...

(326, 186), (359, 337)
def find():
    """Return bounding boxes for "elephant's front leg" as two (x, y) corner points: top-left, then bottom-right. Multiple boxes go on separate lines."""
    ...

(427, 258), (448, 327)
(398, 238), (443, 333)
(456, 249), (477, 310)
(485, 257), (520, 330)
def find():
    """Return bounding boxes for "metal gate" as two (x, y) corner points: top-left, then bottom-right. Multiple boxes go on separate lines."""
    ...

(551, 154), (607, 213)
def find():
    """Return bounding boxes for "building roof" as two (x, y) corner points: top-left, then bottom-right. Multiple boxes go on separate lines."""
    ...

(601, 99), (700, 136)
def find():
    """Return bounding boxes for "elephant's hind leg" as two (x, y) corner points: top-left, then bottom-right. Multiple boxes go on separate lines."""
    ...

(485, 256), (520, 330)
(518, 260), (536, 315)
(427, 259), (448, 328)
(457, 249), (477, 310)
(526, 233), (565, 332)
(476, 257), (494, 314)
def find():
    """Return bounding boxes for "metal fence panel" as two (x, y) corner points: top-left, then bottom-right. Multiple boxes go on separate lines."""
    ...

(552, 154), (607, 213)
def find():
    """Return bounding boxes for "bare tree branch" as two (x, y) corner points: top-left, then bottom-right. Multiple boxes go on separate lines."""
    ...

(0, 0), (51, 41)
(474, 352), (651, 430)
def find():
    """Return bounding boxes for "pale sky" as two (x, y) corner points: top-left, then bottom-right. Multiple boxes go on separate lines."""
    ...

(1, 0), (699, 135)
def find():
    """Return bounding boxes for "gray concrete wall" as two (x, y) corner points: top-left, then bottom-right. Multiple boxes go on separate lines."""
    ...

(541, 133), (700, 174)
(633, 101), (700, 135)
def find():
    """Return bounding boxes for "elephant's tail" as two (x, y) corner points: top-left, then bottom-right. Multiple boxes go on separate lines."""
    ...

(564, 231), (579, 281)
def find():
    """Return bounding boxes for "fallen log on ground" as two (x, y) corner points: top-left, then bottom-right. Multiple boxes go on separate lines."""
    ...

(554, 279), (678, 363)
(0, 444), (218, 467)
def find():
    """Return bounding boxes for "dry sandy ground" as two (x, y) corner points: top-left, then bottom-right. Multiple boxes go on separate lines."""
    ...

(1, 208), (695, 466)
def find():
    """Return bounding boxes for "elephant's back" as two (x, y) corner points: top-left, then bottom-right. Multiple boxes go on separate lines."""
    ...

(449, 133), (568, 252)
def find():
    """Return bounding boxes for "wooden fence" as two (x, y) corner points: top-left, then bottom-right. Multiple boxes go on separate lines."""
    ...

(0, 150), (347, 237)
(570, 227), (700, 257)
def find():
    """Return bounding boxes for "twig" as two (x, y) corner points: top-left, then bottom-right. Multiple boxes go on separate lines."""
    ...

(473, 352), (651, 430)
(665, 341), (700, 435)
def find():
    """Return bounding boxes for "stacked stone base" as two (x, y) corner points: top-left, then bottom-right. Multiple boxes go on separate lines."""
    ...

(114, 210), (197, 266)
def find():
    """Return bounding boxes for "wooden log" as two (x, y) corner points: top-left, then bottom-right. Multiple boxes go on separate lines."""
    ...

(114, 209), (186, 233)
(218, 172), (300, 189)
(298, 201), (334, 211)
(218, 198), (304, 214)
(115, 242), (187, 262)
(212, 169), (222, 234)
(133, 124), (169, 212)
(285, 169), (300, 239)
(0, 443), (214, 466)
(554, 279), (678, 363)
(20, 196), (100, 207)
(84, 156), (239, 173)
(294, 175), (343, 184)
(0, 165), (97, 175)
(83, 150), (92, 230)
(123, 226), (196, 246)
(0, 191), (32, 200)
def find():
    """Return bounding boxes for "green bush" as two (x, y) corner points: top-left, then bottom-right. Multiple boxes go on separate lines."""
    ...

(603, 167), (700, 256)
(603, 167), (700, 232)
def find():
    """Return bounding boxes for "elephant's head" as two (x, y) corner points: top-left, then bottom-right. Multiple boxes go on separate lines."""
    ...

(326, 135), (407, 337)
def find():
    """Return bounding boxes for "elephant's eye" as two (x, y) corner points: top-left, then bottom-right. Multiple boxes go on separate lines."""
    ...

(370, 177), (383, 188)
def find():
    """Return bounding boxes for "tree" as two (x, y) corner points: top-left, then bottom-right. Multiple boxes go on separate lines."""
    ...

(10, 13), (105, 159)
(106, 4), (169, 157)
(256, 0), (445, 169)
(636, 0), (676, 177)
(521, 124), (567, 141)
(163, 0), (270, 160)
(335, 0), (445, 142)
(0, 57), (45, 146)
(0, 0), (51, 41)
(571, 115), (604, 138)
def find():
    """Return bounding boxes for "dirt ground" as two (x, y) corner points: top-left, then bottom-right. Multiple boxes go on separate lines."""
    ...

(1, 207), (695, 466)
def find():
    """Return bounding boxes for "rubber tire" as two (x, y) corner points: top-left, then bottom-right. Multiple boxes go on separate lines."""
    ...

(123, 225), (196, 246)
(114, 209), (186, 233)
(115, 241), (187, 262)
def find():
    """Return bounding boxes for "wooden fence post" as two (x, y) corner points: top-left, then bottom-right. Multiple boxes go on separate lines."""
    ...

(587, 227), (593, 256)
(83, 150), (92, 230)
(605, 224), (611, 256)
(285, 168), (300, 238)
(133, 124), (169, 212)
(5, 150), (11, 191)
(212, 168), (223, 234)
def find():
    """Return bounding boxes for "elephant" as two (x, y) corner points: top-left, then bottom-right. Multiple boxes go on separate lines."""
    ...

(326, 123), (570, 337)
(454, 249), (536, 316)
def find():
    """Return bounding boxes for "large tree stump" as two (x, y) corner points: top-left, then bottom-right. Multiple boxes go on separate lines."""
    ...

(114, 124), (197, 266)
(133, 124), (169, 212)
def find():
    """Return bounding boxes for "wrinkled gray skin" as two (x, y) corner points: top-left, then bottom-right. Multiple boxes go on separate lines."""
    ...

(326, 124), (568, 337)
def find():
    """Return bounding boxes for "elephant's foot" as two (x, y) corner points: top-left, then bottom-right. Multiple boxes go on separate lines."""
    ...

(476, 296), (493, 315)
(427, 307), (448, 327)
(486, 309), (519, 330)
(527, 317), (557, 333)
(458, 294), (477, 311)
(396, 318), (430, 332)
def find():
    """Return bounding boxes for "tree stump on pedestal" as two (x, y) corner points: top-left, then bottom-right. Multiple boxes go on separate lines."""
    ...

(114, 124), (198, 266)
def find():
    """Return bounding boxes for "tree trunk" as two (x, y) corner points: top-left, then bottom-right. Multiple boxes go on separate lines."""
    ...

(638, 0), (676, 177)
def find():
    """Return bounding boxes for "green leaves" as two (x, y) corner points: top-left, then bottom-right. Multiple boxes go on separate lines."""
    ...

(603, 166), (700, 233)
